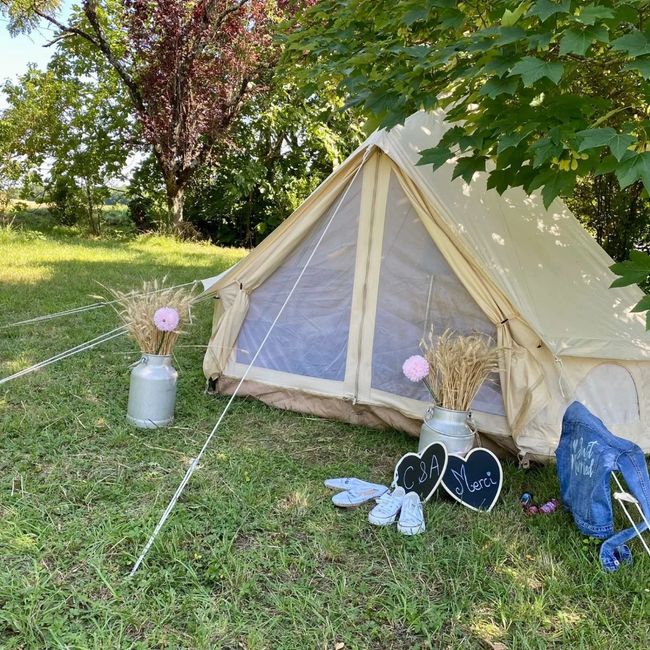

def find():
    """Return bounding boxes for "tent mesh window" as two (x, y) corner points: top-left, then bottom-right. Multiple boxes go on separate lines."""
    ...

(371, 171), (505, 416)
(235, 173), (362, 380)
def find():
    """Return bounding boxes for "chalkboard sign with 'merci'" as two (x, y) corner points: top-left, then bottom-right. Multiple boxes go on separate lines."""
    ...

(393, 442), (448, 502)
(441, 448), (503, 512)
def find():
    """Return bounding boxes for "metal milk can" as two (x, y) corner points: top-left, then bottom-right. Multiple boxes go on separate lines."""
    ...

(126, 354), (178, 428)
(419, 405), (477, 455)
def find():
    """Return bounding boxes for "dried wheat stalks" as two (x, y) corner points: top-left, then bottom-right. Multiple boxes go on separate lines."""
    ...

(103, 279), (196, 355)
(421, 328), (500, 411)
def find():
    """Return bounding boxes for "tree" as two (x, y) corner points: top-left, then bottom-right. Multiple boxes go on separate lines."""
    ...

(1, 54), (131, 234)
(287, 0), (650, 317)
(184, 79), (364, 246)
(2, 0), (311, 232)
(126, 81), (364, 246)
(565, 173), (650, 260)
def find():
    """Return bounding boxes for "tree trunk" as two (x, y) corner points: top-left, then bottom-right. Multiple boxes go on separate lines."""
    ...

(166, 186), (185, 233)
(84, 181), (100, 236)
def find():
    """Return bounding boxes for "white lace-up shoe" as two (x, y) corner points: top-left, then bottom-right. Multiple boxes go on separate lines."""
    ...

(397, 492), (425, 536)
(324, 478), (388, 492)
(331, 485), (388, 508)
(368, 486), (406, 526)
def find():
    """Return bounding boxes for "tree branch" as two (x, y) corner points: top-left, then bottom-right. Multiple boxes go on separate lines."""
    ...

(44, 32), (76, 47)
(202, 0), (251, 31)
(82, 1), (145, 114)
(20, 2), (146, 114)
(29, 5), (102, 49)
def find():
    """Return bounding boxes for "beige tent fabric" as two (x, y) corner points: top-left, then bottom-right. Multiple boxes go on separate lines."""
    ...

(201, 110), (650, 457)
(202, 285), (248, 380)
(368, 110), (650, 361)
(214, 375), (519, 457)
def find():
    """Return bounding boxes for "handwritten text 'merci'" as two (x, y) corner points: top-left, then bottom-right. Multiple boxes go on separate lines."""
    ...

(449, 465), (498, 497)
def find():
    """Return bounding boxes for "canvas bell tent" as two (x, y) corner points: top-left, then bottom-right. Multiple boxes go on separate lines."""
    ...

(201, 110), (650, 461)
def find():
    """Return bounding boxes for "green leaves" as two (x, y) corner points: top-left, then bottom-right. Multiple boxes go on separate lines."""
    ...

(527, 168), (576, 208)
(559, 26), (609, 56)
(530, 136), (563, 167)
(529, 0), (570, 23)
(611, 31), (650, 57)
(509, 56), (563, 86)
(451, 155), (488, 183)
(417, 146), (454, 170)
(577, 127), (635, 161)
(614, 152), (650, 190)
(610, 251), (650, 286)
(479, 76), (519, 99)
(624, 59), (650, 79)
(575, 4), (615, 26)
(502, 2), (529, 27)
(610, 251), (650, 328)
(287, 0), (650, 279)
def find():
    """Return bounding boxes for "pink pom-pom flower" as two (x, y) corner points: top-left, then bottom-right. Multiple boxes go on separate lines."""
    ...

(402, 355), (429, 382)
(153, 306), (180, 332)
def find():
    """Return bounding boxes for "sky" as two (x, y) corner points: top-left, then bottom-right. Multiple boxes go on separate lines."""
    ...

(0, 1), (73, 107)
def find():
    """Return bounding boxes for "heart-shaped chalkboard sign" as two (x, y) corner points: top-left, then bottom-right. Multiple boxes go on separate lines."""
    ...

(441, 448), (503, 512)
(393, 442), (448, 502)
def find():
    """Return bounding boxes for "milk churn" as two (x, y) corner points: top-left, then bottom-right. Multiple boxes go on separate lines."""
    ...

(419, 405), (477, 455)
(126, 354), (178, 428)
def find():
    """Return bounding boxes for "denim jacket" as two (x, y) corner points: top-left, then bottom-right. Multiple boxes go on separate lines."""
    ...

(556, 401), (650, 572)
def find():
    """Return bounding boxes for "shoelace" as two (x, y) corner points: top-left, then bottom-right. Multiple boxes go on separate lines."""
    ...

(375, 491), (402, 514)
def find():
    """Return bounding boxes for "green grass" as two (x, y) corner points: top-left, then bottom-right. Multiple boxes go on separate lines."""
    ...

(1, 228), (649, 649)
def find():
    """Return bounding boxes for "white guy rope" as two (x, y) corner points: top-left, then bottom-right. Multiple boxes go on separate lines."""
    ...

(129, 149), (372, 577)
(0, 327), (127, 386)
(0, 281), (198, 330)
(612, 472), (650, 559)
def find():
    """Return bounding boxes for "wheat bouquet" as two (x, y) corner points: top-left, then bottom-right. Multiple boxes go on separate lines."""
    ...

(107, 279), (195, 355)
(403, 329), (500, 411)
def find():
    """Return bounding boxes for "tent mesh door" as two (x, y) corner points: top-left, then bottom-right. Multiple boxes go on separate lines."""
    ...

(371, 171), (505, 416)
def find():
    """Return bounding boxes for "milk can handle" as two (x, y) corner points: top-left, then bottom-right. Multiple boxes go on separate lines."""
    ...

(466, 413), (481, 447)
(129, 356), (147, 369)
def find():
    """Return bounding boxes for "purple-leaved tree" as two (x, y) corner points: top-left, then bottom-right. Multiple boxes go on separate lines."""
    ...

(1, 0), (311, 231)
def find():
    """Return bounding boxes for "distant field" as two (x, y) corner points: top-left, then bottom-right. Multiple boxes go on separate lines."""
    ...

(1, 229), (649, 648)
(4, 200), (130, 234)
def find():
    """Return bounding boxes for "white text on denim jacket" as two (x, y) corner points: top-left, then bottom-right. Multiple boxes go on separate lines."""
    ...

(571, 436), (597, 477)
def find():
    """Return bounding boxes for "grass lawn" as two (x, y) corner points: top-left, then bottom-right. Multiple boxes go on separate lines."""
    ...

(1, 227), (649, 649)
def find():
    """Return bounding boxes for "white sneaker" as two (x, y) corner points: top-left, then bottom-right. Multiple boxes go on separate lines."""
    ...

(368, 486), (406, 526)
(324, 478), (388, 492)
(331, 485), (388, 508)
(397, 492), (425, 535)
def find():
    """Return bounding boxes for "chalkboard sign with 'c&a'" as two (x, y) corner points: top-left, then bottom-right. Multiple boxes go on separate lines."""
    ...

(393, 442), (448, 503)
